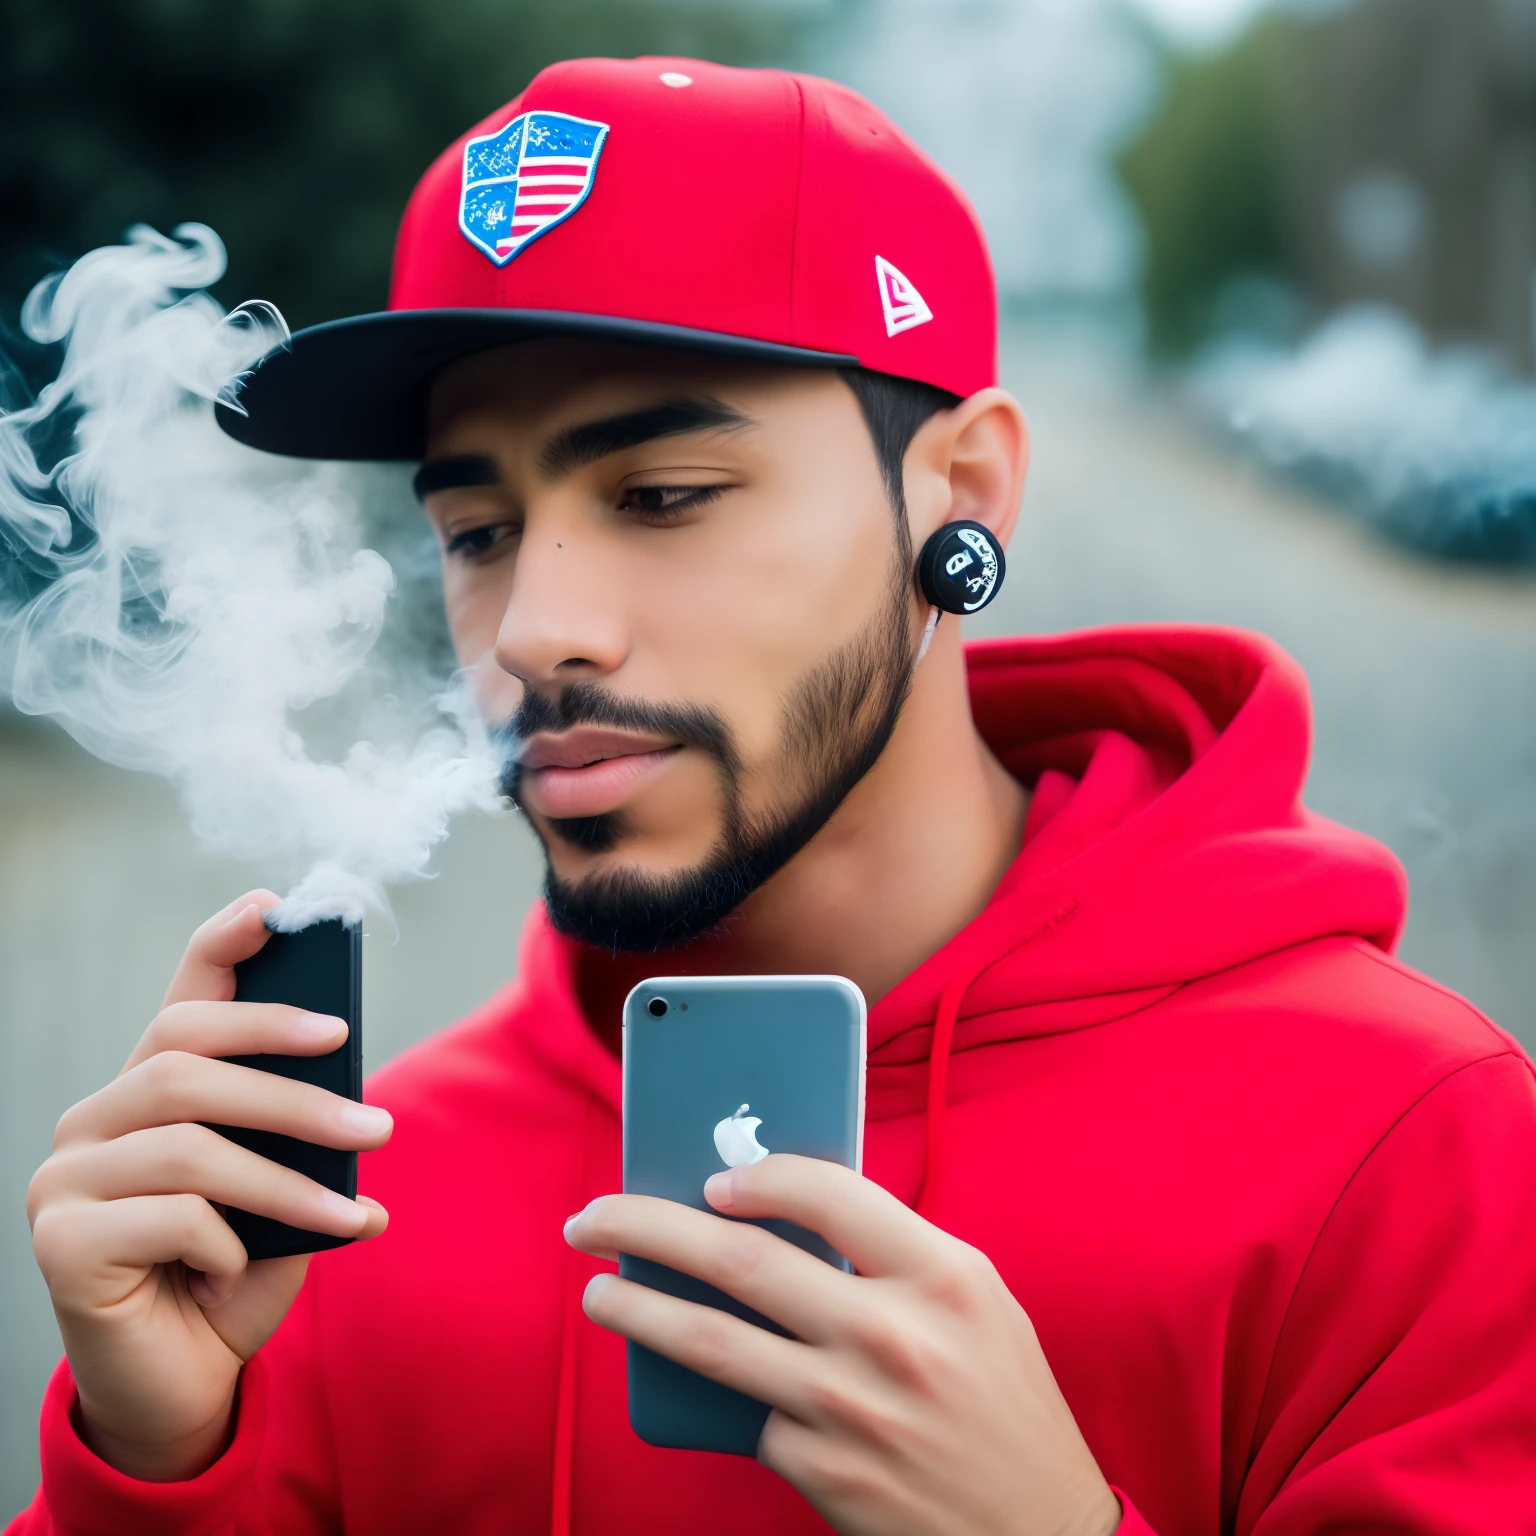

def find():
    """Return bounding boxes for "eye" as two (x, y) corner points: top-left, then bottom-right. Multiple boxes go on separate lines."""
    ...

(443, 521), (518, 561)
(618, 484), (728, 521)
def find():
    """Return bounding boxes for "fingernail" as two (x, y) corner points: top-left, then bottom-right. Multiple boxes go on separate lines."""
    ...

(297, 1011), (346, 1041)
(704, 1171), (735, 1210)
(319, 1188), (367, 1230)
(223, 902), (260, 930)
(562, 1207), (587, 1242)
(339, 1102), (392, 1136)
(583, 1272), (613, 1309)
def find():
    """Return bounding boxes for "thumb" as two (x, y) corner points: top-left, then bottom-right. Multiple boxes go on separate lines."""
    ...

(162, 892), (281, 1009)
(201, 1251), (314, 1361)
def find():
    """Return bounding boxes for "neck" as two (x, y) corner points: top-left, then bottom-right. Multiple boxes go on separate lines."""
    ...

(577, 623), (1027, 1049)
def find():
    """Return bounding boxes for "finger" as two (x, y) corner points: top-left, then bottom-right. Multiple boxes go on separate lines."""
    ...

(193, 1249), (310, 1315)
(56, 1051), (392, 1151)
(703, 1155), (950, 1279)
(35, 1123), (372, 1240)
(199, 1199), (382, 1326)
(33, 1193), (249, 1310)
(565, 1194), (856, 1343)
(581, 1270), (821, 1423)
(757, 1410), (835, 1486)
(354, 1195), (390, 1239)
(159, 892), (281, 1013)
(124, 1000), (347, 1074)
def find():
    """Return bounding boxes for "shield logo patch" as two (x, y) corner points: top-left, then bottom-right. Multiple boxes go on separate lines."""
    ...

(459, 110), (610, 267)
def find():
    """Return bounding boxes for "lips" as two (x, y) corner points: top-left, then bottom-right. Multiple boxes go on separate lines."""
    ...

(517, 727), (674, 771)
(516, 727), (681, 821)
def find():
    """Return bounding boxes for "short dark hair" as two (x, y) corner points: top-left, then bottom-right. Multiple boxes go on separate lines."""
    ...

(839, 367), (962, 526)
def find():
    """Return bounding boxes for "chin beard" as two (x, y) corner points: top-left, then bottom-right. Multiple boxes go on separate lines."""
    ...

(514, 557), (917, 953)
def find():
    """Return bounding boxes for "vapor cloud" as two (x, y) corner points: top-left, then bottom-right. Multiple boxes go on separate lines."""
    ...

(0, 225), (501, 929)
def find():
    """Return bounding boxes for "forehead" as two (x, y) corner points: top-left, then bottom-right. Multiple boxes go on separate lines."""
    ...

(425, 338), (847, 454)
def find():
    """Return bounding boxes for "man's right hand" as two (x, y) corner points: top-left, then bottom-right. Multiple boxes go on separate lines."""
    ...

(26, 893), (393, 1482)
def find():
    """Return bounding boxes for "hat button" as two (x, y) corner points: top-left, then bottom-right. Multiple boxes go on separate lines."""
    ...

(659, 72), (693, 88)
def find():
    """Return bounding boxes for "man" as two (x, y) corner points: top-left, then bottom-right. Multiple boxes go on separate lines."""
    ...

(14, 55), (1536, 1536)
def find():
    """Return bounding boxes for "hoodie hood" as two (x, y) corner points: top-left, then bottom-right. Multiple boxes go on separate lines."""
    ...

(866, 626), (1406, 1069)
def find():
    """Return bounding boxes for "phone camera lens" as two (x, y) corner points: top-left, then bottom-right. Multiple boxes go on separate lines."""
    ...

(647, 997), (668, 1018)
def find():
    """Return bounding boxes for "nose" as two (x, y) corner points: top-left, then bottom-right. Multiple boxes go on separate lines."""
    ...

(492, 519), (629, 688)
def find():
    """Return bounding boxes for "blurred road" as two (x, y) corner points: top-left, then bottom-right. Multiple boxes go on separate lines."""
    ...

(2, 323), (1533, 1514)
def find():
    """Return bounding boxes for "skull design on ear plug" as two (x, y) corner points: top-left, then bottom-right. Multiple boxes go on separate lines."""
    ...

(916, 520), (1005, 615)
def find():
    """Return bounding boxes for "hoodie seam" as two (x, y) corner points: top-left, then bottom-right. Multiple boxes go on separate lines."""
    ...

(1239, 1046), (1524, 1501)
(874, 982), (1187, 1063)
(886, 932), (1386, 1063)
(1345, 939), (1515, 1054)
(1090, 931), (1403, 1015)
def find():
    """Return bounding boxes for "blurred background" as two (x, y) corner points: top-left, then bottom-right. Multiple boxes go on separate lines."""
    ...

(4, 0), (1535, 1515)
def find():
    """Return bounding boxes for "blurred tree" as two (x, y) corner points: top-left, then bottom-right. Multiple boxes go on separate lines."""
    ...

(0, 0), (811, 335)
(1117, 17), (1302, 354)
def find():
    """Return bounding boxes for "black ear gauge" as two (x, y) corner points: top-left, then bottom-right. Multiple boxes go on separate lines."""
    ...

(916, 519), (1006, 615)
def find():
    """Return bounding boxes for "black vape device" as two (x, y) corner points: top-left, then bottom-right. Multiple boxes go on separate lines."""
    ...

(213, 917), (363, 1262)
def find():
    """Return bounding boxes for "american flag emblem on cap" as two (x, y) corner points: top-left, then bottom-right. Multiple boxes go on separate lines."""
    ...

(459, 110), (610, 267)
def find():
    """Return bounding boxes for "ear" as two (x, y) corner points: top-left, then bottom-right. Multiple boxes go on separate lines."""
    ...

(902, 387), (1031, 552)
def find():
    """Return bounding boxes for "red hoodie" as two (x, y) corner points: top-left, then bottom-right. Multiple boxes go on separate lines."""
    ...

(13, 626), (1536, 1535)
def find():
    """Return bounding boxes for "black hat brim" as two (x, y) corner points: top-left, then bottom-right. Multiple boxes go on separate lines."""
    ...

(214, 308), (860, 462)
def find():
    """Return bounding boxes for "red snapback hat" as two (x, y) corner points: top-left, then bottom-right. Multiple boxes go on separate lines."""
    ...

(217, 56), (998, 460)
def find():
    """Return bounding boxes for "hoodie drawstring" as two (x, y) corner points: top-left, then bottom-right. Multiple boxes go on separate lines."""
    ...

(551, 1094), (594, 1536)
(916, 964), (977, 1218)
(547, 942), (1008, 1531)
(917, 924), (1041, 1218)
(549, 1273), (582, 1536)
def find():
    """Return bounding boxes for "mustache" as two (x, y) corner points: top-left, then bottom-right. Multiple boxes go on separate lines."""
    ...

(494, 681), (741, 802)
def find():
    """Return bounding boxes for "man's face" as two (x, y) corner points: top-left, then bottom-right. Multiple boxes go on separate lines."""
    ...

(420, 340), (926, 950)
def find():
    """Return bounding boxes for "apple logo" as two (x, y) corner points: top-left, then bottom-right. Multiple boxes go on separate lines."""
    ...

(713, 1103), (769, 1168)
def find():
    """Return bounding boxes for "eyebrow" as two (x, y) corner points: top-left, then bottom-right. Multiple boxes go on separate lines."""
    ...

(536, 397), (754, 481)
(412, 454), (500, 503)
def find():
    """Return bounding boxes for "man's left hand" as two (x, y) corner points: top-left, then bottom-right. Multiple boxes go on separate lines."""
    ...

(564, 1154), (1120, 1536)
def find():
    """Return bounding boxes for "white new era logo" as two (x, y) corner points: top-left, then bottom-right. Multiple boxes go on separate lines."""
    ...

(875, 255), (933, 338)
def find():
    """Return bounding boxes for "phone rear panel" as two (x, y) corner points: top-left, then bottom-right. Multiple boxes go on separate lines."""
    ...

(621, 974), (866, 1456)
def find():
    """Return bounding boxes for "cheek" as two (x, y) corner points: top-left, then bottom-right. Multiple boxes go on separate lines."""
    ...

(440, 568), (524, 721)
(633, 487), (897, 764)
(465, 654), (523, 729)
(441, 565), (508, 664)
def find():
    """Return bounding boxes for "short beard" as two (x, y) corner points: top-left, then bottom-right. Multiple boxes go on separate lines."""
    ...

(499, 555), (918, 952)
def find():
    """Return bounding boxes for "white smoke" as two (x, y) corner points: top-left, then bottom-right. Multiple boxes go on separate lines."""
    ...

(0, 224), (502, 929)
(1191, 305), (1536, 563)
